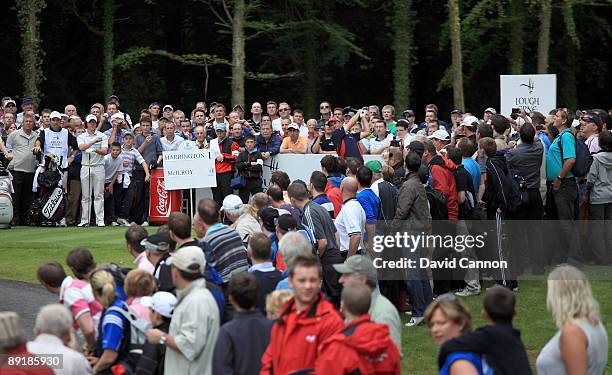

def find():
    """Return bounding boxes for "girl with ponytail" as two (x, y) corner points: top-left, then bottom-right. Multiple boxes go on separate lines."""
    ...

(88, 269), (131, 374)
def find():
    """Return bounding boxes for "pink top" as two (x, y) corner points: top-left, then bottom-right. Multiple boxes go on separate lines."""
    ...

(59, 276), (103, 329)
(134, 252), (155, 274)
(127, 296), (151, 322)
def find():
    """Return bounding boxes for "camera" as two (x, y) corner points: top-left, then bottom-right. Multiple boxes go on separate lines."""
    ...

(390, 139), (401, 147)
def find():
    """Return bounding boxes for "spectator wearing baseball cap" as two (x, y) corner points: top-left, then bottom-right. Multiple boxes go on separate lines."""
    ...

(279, 123), (308, 154)
(582, 115), (603, 154)
(16, 96), (36, 127)
(209, 120), (240, 207)
(147, 246), (220, 375)
(135, 291), (177, 375)
(222, 194), (261, 245)
(428, 129), (451, 152)
(483, 107), (496, 124)
(142, 232), (176, 293)
(450, 108), (464, 129)
(334, 255), (402, 355)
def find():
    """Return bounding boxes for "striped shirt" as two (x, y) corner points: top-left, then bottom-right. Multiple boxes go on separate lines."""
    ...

(202, 224), (249, 284)
(120, 145), (145, 175)
(313, 194), (334, 218)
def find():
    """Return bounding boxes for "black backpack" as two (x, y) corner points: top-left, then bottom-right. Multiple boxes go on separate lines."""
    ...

(425, 186), (449, 220)
(558, 131), (592, 177)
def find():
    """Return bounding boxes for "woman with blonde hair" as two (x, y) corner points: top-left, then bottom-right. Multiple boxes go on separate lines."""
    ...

(88, 269), (132, 374)
(124, 269), (156, 322)
(424, 295), (489, 375)
(536, 264), (608, 374)
(265, 290), (293, 320)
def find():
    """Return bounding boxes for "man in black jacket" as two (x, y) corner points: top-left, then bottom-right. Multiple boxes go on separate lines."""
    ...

(438, 286), (532, 375)
(236, 135), (263, 203)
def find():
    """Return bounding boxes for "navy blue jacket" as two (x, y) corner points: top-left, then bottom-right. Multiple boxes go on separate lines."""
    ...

(212, 310), (274, 375)
(256, 134), (281, 155)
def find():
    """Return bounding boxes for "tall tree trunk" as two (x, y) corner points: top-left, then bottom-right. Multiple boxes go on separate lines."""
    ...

(560, 38), (578, 110)
(302, 1), (318, 118)
(537, 0), (551, 73)
(507, 0), (524, 74)
(392, 0), (414, 112)
(17, 0), (45, 104)
(448, 0), (465, 109)
(231, 0), (246, 107)
(102, 0), (114, 100)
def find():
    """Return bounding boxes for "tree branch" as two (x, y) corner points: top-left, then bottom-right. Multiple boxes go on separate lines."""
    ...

(114, 47), (230, 70)
(209, 3), (231, 27)
(72, 0), (103, 37)
(220, 0), (233, 23)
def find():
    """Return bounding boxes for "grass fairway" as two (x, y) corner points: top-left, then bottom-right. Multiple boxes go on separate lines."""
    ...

(2, 227), (611, 373)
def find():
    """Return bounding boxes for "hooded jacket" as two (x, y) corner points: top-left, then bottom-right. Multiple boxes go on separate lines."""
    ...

(428, 154), (459, 220)
(587, 150), (612, 204)
(260, 293), (343, 375)
(315, 314), (401, 375)
(484, 152), (513, 213)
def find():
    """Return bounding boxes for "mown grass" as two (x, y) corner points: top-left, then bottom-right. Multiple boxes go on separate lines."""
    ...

(1, 227), (611, 374)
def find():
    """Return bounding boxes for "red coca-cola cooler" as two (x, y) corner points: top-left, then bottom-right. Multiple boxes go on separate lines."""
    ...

(149, 168), (182, 224)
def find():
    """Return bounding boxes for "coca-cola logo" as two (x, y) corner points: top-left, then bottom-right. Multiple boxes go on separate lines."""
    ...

(156, 179), (169, 216)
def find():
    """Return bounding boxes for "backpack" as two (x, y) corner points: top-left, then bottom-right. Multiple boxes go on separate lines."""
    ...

(198, 242), (227, 318)
(558, 131), (593, 177)
(106, 302), (151, 369)
(425, 186), (449, 220)
(99, 263), (130, 300)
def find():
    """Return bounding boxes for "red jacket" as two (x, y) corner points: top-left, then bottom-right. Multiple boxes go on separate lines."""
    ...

(315, 314), (401, 375)
(260, 293), (344, 375)
(215, 136), (239, 174)
(324, 181), (342, 219)
(428, 155), (459, 221)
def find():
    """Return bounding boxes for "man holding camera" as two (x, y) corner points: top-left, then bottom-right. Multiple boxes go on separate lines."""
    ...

(332, 109), (371, 161)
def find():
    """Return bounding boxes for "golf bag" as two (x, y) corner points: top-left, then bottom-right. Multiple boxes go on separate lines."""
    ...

(0, 164), (13, 228)
(30, 154), (66, 225)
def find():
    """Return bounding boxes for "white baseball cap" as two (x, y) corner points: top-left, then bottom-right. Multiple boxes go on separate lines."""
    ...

(50, 111), (61, 120)
(166, 246), (206, 274)
(110, 112), (124, 122)
(141, 292), (177, 318)
(484, 107), (497, 115)
(427, 129), (451, 141)
(221, 194), (243, 211)
(163, 105), (174, 111)
(85, 114), (97, 123)
(462, 115), (479, 127)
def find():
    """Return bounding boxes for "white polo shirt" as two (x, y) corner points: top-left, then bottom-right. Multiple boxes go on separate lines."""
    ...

(159, 136), (185, 152)
(78, 131), (108, 167)
(104, 154), (123, 183)
(334, 197), (366, 253)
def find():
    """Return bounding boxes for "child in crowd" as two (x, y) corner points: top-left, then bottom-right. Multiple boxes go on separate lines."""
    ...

(115, 132), (150, 226)
(103, 142), (123, 226)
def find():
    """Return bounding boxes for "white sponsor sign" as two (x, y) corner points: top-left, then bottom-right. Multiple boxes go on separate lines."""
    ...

(162, 149), (216, 190)
(193, 153), (384, 201)
(500, 74), (556, 116)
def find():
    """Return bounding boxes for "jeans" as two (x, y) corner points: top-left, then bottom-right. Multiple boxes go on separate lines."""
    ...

(406, 279), (432, 317)
(551, 178), (582, 262)
(512, 188), (545, 273)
